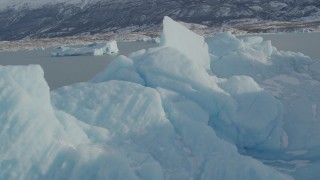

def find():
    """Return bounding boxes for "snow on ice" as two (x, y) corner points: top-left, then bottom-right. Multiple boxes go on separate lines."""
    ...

(1, 16), (320, 179)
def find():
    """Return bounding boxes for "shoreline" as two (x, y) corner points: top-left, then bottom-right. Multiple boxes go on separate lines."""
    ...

(1, 20), (320, 52)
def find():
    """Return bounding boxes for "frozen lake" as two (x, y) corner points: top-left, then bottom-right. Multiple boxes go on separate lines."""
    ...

(0, 32), (319, 89)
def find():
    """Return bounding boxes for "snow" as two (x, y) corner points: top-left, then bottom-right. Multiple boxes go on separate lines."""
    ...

(1, 16), (320, 179)
(52, 41), (118, 57)
(270, 2), (288, 10)
(0, 0), (97, 10)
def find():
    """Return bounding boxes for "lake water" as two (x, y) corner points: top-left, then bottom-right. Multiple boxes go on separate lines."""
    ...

(0, 32), (319, 89)
(252, 32), (320, 60)
(0, 41), (158, 89)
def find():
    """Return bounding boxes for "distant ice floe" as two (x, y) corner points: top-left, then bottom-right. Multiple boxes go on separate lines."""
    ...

(136, 36), (161, 44)
(51, 40), (119, 56)
(2, 16), (320, 180)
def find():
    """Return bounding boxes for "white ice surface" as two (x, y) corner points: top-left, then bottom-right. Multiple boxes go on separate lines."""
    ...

(208, 31), (320, 178)
(52, 41), (118, 57)
(3, 16), (320, 179)
(161, 16), (210, 70)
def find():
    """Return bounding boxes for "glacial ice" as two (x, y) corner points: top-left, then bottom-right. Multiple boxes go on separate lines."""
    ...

(136, 37), (161, 44)
(52, 40), (119, 57)
(1, 16), (320, 179)
(161, 16), (210, 70)
(208, 31), (320, 178)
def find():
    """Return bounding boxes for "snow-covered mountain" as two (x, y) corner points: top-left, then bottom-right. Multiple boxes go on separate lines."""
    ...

(1, 0), (320, 40)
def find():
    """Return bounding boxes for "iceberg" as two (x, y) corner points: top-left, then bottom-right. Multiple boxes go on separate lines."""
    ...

(136, 36), (161, 44)
(208, 31), (320, 178)
(1, 16), (320, 179)
(52, 40), (119, 57)
(0, 65), (90, 179)
(161, 16), (211, 70)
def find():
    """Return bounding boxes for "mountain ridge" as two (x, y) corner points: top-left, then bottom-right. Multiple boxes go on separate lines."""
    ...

(1, 0), (320, 41)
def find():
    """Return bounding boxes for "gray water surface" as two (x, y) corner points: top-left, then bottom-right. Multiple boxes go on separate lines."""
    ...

(0, 33), (319, 89)
(247, 32), (320, 60)
(0, 41), (158, 89)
